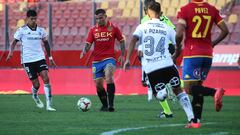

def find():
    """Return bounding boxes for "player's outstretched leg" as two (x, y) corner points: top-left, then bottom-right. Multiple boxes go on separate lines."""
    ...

(107, 83), (115, 112)
(44, 84), (56, 111)
(32, 86), (44, 109)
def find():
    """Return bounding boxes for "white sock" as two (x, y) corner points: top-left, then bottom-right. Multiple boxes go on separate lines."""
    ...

(44, 84), (52, 107)
(147, 87), (153, 101)
(32, 86), (38, 98)
(177, 92), (194, 121)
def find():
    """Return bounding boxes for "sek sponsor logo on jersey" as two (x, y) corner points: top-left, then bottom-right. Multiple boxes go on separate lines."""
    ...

(94, 31), (113, 42)
(146, 55), (167, 63)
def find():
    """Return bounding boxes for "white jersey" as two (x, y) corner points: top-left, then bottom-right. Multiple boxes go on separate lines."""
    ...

(14, 25), (47, 64)
(133, 18), (176, 74)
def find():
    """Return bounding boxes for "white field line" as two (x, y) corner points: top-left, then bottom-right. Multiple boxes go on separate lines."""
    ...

(100, 122), (215, 135)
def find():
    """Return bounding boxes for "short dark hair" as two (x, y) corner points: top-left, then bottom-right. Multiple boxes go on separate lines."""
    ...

(95, 9), (106, 15)
(144, 0), (155, 11)
(27, 10), (37, 17)
(148, 1), (161, 15)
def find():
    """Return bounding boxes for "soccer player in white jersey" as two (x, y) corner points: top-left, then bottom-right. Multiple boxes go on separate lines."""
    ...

(6, 10), (56, 111)
(123, 2), (194, 127)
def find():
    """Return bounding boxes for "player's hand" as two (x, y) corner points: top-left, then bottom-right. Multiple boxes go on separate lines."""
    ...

(49, 59), (57, 68)
(80, 52), (85, 59)
(6, 52), (13, 61)
(118, 55), (125, 67)
(123, 60), (130, 71)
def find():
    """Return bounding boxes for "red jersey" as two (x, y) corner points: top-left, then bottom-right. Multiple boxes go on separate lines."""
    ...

(177, 1), (223, 57)
(86, 21), (124, 62)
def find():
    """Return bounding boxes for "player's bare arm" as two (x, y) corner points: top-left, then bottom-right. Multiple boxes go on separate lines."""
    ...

(174, 21), (185, 61)
(6, 39), (18, 61)
(212, 21), (229, 47)
(43, 38), (56, 66)
(80, 43), (92, 59)
(118, 40), (126, 67)
(123, 36), (138, 70)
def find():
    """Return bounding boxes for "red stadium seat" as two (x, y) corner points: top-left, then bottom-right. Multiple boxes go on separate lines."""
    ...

(65, 35), (74, 46)
(229, 32), (240, 44)
(122, 25), (131, 36)
(53, 27), (61, 36)
(66, 18), (75, 27)
(61, 27), (70, 36)
(79, 27), (86, 36)
(73, 36), (81, 46)
(71, 10), (79, 19)
(63, 10), (71, 19)
(70, 27), (78, 36)
(58, 19), (66, 28)
(55, 36), (65, 46)
(75, 18), (83, 28)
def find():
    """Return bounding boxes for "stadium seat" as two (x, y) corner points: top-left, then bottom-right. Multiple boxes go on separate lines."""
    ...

(79, 27), (87, 36)
(162, 0), (170, 8)
(113, 9), (122, 16)
(53, 27), (61, 36)
(207, 0), (216, 5)
(171, 0), (179, 8)
(100, 1), (109, 9)
(62, 27), (70, 36)
(228, 14), (238, 24)
(233, 22), (240, 32)
(180, 0), (188, 7)
(126, 1), (135, 9)
(122, 9), (131, 17)
(216, 0), (226, 8)
(106, 9), (113, 17)
(229, 32), (240, 44)
(71, 10), (79, 19)
(166, 7), (176, 17)
(66, 18), (75, 27)
(127, 17), (138, 26)
(55, 36), (65, 47)
(58, 19), (66, 28)
(75, 18), (83, 28)
(54, 10), (62, 20)
(65, 35), (74, 46)
(63, 10), (71, 19)
(73, 36), (81, 46)
(117, 0), (126, 9)
(118, 17), (126, 27)
(109, 0), (118, 7)
(70, 27), (78, 36)
(68, 3), (76, 11)
(227, 23), (234, 33)
(131, 8), (139, 17)
(122, 25), (131, 36)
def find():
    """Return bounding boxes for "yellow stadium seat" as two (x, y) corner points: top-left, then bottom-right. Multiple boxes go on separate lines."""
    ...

(207, 0), (216, 5)
(17, 19), (25, 28)
(131, 8), (139, 17)
(216, 0), (226, 8)
(162, 0), (170, 8)
(122, 9), (131, 17)
(100, 1), (109, 9)
(0, 3), (3, 11)
(171, 0), (179, 8)
(166, 7), (176, 17)
(126, 1), (135, 9)
(180, 0), (188, 7)
(228, 14), (238, 24)
(118, 0), (126, 9)
(106, 9), (113, 17)
(161, 7), (167, 16)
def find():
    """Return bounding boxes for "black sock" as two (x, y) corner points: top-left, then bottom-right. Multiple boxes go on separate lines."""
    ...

(191, 85), (216, 96)
(192, 89), (204, 122)
(107, 83), (115, 107)
(97, 88), (108, 107)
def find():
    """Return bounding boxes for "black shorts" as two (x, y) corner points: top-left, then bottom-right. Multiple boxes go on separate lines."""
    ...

(147, 66), (181, 94)
(22, 59), (48, 80)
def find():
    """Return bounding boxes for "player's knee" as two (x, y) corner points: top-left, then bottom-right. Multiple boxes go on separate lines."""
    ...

(33, 82), (40, 90)
(96, 83), (104, 90)
(42, 76), (49, 84)
(105, 77), (114, 84)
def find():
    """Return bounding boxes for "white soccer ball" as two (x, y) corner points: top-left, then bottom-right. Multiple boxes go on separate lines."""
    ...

(156, 88), (168, 101)
(77, 97), (92, 112)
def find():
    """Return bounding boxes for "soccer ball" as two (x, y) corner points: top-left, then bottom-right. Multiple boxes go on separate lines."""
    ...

(156, 88), (168, 101)
(77, 97), (92, 112)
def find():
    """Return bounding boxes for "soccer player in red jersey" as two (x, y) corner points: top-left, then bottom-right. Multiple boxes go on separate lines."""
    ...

(80, 9), (125, 112)
(174, 0), (229, 128)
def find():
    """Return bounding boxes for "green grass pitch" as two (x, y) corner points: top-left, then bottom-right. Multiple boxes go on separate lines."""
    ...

(0, 95), (239, 135)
